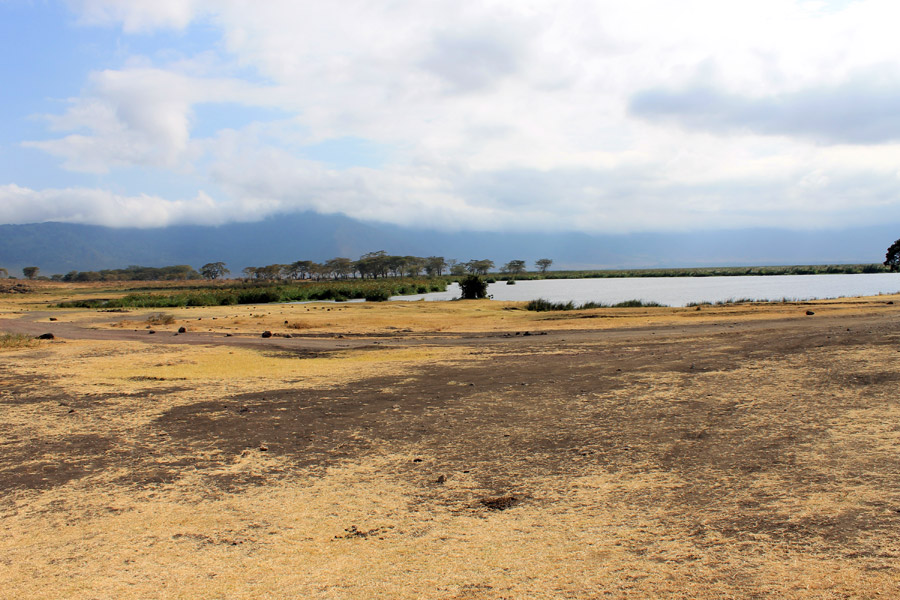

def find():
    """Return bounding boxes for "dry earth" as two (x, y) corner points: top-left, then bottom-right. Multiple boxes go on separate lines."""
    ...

(1, 284), (899, 599)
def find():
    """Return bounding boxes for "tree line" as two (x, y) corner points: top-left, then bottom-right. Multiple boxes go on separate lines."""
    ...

(235, 252), (553, 281)
(0, 254), (553, 282)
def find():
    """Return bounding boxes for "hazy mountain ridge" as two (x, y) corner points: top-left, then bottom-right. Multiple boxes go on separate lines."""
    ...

(0, 212), (894, 276)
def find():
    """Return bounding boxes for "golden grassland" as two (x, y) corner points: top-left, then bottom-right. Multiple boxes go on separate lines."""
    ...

(1, 282), (899, 599)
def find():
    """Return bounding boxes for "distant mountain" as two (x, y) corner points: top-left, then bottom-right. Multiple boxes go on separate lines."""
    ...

(0, 212), (895, 276)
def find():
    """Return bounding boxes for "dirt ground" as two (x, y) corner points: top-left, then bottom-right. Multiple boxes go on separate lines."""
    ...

(1, 285), (899, 599)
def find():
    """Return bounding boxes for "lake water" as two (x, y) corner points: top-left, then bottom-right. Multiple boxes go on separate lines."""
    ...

(390, 273), (900, 307)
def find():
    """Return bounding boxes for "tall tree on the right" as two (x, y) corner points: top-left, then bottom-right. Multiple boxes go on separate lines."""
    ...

(885, 239), (900, 271)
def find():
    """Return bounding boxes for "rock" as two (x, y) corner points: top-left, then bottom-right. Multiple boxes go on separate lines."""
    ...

(178, 326), (187, 333)
(261, 331), (273, 338)
(36, 333), (55, 340)
(259, 445), (268, 451)
(435, 475), (446, 484)
(283, 333), (292, 339)
(49, 317), (57, 321)
(806, 310), (815, 316)
(148, 330), (156, 334)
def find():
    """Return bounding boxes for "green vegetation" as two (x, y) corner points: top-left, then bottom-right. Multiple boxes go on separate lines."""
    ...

(525, 298), (667, 311)
(459, 275), (488, 299)
(61, 265), (201, 282)
(57, 278), (448, 309)
(22, 266), (39, 280)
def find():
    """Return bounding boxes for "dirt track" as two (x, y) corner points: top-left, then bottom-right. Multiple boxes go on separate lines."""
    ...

(2, 298), (900, 598)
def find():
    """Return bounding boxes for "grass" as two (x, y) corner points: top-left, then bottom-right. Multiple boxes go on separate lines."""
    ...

(56, 278), (448, 309)
(0, 332), (40, 350)
(526, 298), (668, 311)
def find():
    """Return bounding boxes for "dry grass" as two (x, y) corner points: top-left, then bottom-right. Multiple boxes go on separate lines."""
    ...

(0, 332), (40, 351)
(1, 285), (899, 599)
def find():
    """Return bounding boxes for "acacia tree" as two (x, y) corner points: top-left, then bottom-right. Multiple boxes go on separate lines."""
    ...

(466, 259), (494, 275)
(503, 260), (526, 277)
(535, 258), (553, 273)
(0, 267), (8, 278)
(885, 239), (900, 272)
(200, 262), (230, 280)
(22, 266), (39, 280)
(425, 256), (447, 277)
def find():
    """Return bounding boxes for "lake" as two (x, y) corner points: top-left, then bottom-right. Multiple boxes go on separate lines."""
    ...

(390, 273), (900, 307)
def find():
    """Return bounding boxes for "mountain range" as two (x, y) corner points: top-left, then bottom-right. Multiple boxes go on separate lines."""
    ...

(0, 212), (895, 276)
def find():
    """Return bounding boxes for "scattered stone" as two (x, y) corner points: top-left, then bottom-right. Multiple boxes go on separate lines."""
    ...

(259, 445), (268, 451)
(36, 333), (54, 340)
(261, 331), (273, 338)
(523, 331), (532, 336)
(283, 333), (292, 339)
(806, 310), (815, 316)
(412, 458), (423, 463)
(480, 496), (519, 511)
(49, 317), (57, 321)
(225, 333), (233, 337)
(178, 326), (187, 333)
(148, 330), (156, 334)
(435, 475), (446, 484)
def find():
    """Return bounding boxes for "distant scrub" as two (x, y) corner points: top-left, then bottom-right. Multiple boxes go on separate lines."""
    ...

(526, 263), (889, 279)
(526, 298), (667, 311)
(57, 278), (448, 309)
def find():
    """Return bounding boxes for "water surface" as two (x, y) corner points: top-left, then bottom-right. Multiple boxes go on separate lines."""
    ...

(391, 273), (900, 307)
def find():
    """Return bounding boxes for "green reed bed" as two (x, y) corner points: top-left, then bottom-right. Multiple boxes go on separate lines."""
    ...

(57, 279), (448, 309)
(525, 298), (667, 312)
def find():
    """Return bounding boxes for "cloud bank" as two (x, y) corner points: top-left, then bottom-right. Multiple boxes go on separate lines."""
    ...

(8, 0), (900, 232)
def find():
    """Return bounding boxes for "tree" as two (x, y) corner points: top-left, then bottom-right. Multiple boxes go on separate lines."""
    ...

(200, 262), (230, 280)
(503, 260), (526, 277)
(459, 274), (488, 299)
(22, 266), (39, 280)
(0, 267), (7, 279)
(535, 258), (553, 274)
(425, 256), (447, 277)
(885, 239), (900, 272)
(466, 259), (494, 275)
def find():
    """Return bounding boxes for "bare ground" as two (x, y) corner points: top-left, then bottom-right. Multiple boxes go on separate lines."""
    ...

(1, 295), (899, 598)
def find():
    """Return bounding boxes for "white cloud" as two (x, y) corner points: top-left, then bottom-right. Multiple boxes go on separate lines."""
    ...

(0, 184), (223, 228)
(16, 0), (900, 232)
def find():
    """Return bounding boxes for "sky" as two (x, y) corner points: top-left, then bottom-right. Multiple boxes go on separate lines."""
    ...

(3, 0), (900, 234)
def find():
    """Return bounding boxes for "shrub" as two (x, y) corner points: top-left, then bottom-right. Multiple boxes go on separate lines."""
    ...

(459, 275), (488, 299)
(146, 312), (175, 325)
(364, 288), (391, 302)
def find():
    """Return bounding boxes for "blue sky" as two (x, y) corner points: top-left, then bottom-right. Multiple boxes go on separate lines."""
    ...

(2, 0), (900, 233)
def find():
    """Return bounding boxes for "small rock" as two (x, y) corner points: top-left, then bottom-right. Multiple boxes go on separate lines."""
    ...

(259, 445), (268, 451)
(49, 317), (57, 321)
(148, 330), (156, 334)
(283, 333), (292, 339)
(806, 310), (815, 316)
(261, 331), (273, 338)
(178, 326), (187, 333)
(37, 333), (55, 340)
(436, 475), (446, 484)
(413, 458), (423, 463)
